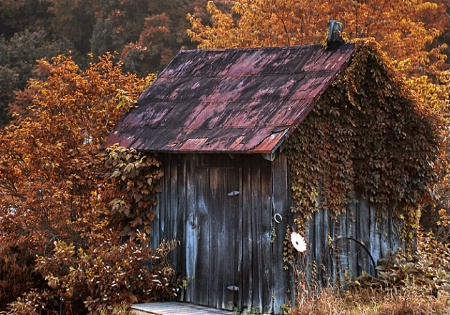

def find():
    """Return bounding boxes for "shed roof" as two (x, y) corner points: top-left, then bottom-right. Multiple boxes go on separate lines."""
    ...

(104, 44), (355, 154)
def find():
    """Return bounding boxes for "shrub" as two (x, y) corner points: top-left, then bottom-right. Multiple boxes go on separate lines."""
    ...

(7, 232), (178, 315)
(351, 231), (450, 296)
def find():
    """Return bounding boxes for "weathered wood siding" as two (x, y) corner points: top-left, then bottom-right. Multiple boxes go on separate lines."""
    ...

(150, 153), (402, 314)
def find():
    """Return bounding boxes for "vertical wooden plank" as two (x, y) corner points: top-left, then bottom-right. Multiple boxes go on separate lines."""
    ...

(169, 155), (176, 230)
(369, 203), (380, 275)
(184, 156), (198, 303)
(151, 155), (180, 269)
(304, 213), (315, 285)
(314, 210), (323, 283)
(271, 154), (290, 314)
(236, 164), (244, 312)
(259, 158), (273, 315)
(150, 157), (163, 249)
(347, 202), (357, 280)
(240, 157), (253, 312)
(327, 215), (336, 284)
(168, 155), (179, 239)
(333, 211), (347, 285)
(159, 156), (167, 240)
(208, 167), (221, 309)
(322, 208), (330, 284)
(373, 207), (403, 266)
(222, 166), (241, 311)
(379, 208), (390, 258)
(175, 155), (187, 301)
(251, 159), (263, 312)
(389, 208), (403, 253)
(166, 155), (181, 273)
(194, 165), (211, 307)
(358, 199), (370, 275)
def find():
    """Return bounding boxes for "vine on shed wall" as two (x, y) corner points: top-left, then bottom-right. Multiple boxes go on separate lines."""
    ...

(104, 144), (163, 240)
(284, 39), (439, 236)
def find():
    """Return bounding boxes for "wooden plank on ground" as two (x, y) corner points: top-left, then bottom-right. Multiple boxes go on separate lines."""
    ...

(131, 302), (234, 315)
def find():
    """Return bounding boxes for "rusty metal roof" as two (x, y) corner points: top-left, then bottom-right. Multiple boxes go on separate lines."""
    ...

(104, 44), (354, 154)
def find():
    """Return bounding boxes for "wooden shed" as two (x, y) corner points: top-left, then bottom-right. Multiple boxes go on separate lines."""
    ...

(104, 41), (437, 314)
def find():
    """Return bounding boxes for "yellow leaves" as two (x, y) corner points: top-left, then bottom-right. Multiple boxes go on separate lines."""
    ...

(143, 73), (157, 87)
(416, 1), (438, 11)
(187, 1), (240, 49)
(188, 0), (328, 48)
(123, 162), (135, 173)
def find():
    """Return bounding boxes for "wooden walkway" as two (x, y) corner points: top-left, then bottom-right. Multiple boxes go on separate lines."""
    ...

(131, 302), (234, 315)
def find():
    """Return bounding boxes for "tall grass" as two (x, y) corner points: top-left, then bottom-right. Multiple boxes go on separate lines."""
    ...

(284, 287), (449, 315)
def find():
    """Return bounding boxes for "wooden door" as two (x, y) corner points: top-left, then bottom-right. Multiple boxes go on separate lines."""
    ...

(192, 163), (242, 311)
(162, 154), (289, 314)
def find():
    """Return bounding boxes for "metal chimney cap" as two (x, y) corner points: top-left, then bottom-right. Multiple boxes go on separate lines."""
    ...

(327, 20), (344, 48)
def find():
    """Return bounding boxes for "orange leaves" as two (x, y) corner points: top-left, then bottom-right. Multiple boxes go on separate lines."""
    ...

(26, 236), (178, 314)
(188, 0), (328, 48)
(187, 1), (238, 49)
(0, 53), (148, 246)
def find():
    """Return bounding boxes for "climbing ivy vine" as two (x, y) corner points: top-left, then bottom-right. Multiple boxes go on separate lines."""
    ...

(105, 144), (164, 240)
(284, 39), (440, 236)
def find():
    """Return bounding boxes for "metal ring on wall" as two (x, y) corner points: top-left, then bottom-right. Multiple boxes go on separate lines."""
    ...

(273, 213), (282, 224)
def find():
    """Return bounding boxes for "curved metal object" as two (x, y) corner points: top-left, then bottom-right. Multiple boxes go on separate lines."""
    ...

(273, 213), (283, 224)
(329, 236), (377, 277)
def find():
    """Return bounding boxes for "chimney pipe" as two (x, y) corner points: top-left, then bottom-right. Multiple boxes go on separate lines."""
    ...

(327, 20), (344, 49)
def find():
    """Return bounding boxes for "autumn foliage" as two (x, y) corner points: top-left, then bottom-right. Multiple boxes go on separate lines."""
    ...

(0, 53), (144, 245)
(0, 54), (177, 313)
(8, 236), (177, 314)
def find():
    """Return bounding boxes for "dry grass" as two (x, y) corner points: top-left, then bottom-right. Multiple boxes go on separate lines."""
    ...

(284, 288), (450, 315)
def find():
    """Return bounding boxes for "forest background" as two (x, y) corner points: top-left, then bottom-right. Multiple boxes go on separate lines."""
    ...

(2, 0), (450, 314)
